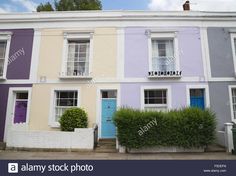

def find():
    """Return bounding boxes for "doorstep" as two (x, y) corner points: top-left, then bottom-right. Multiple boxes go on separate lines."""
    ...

(205, 144), (226, 152)
(0, 142), (6, 150)
(95, 139), (118, 153)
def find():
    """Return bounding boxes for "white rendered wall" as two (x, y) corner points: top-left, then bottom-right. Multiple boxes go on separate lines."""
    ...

(6, 128), (94, 150)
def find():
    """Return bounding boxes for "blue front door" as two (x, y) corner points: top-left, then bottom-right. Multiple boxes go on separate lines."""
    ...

(101, 99), (117, 138)
(190, 89), (205, 110)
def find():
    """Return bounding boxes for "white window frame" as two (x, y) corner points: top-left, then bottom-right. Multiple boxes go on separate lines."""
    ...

(49, 87), (80, 128)
(228, 85), (236, 123)
(60, 31), (94, 79)
(141, 86), (172, 110)
(186, 85), (210, 108)
(0, 32), (12, 80)
(147, 30), (180, 73)
(230, 33), (236, 75)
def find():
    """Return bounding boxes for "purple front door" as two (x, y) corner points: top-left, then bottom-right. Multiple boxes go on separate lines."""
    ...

(13, 93), (28, 124)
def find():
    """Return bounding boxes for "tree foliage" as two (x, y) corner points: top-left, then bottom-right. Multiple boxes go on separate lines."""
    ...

(37, 2), (54, 12)
(36, 0), (102, 12)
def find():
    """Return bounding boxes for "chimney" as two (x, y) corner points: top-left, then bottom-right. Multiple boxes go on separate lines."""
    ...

(183, 1), (190, 11)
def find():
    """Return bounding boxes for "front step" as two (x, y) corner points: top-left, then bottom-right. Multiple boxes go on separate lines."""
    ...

(95, 139), (117, 153)
(0, 142), (6, 150)
(205, 144), (226, 152)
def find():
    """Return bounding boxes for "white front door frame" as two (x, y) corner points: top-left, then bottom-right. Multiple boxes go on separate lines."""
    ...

(4, 87), (32, 142)
(96, 86), (120, 139)
(186, 84), (210, 108)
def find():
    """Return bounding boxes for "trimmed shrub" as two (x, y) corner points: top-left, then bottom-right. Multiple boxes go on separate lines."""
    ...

(114, 107), (216, 149)
(59, 108), (88, 131)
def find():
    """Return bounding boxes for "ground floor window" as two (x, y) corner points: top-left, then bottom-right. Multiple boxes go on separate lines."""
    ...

(144, 89), (168, 111)
(54, 91), (78, 122)
(230, 88), (236, 121)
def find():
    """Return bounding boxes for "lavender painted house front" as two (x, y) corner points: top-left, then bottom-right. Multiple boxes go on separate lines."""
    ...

(121, 27), (208, 112)
(0, 29), (34, 142)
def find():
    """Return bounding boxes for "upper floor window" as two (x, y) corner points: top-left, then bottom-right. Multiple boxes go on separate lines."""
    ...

(147, 30), (181, 78)
(60, 32), (93, 79)
(230, 32), (236, 75)
(67, 40), (90, 77)
(0, 32), (11, 79)
(0, 41), (7, 77)
(152, 39), (174, 72)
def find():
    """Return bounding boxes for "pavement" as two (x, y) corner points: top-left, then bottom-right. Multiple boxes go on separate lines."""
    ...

(1, 150), (236, 160)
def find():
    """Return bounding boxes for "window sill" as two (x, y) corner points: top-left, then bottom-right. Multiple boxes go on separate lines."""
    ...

(0, 77), (6, 81)
(59, 76), (93, 80)
(148, 75), (182, 79)
(49, 122), (60, 128)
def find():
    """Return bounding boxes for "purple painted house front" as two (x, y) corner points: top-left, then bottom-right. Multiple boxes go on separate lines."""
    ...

(0, 29), (34, 142)
(121, 27), (207, 112)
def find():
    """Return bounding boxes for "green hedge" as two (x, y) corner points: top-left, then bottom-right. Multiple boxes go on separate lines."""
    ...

(59, 108), (88, 131)
(114, 107), (216, 149)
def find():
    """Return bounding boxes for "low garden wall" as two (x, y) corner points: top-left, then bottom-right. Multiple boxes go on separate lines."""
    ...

(6, 128), (95, 150)
(114, 107), (216, 153)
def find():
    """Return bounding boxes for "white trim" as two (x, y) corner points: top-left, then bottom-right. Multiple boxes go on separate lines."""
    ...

(61, 32), (94, 78)
(201, 27), (212, 79)
(147, 30), (180, 73)
(117, 28), (125, 79)
(209, 77), (236, 82)
(48, 87), (81, 128)
(0, 32), (13, 36)
(4, 87), (32, 142)
(3, 76), (236, 84)
(2, 11), (236, 24)
(29, 29), (41, 82)
(229, 29), (236, 33)
(200, 28), (207, 80)
(228, 85), (236, 123)
(0, 33), (12, 79)
(148, 29), (178, 34)
(186, 84), (210, 108)
(96, 86), (120, 139)
(230, 33), (236, 75)
(140, 85), (172, 110)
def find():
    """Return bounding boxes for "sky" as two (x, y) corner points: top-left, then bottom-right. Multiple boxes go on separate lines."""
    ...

(1, 0), (236, 13)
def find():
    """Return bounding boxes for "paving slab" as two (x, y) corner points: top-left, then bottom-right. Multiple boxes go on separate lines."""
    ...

(1, 150), (236, 160)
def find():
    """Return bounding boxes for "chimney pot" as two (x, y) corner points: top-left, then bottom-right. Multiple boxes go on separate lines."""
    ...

(183, 1), (190, 11)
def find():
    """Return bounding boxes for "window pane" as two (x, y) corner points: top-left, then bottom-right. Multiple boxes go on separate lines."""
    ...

(16, 93), (28, 100)
(144, 89), (167, 105)
(234, 38), (236, 56)
(158, 43), (166, 57)
(190, 89), (204, 97)
(102, 91), (117, 98)
(0, 41), (7, 59)
(0, 59), (4, 76)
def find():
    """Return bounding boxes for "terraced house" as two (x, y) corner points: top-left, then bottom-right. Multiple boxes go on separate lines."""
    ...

(0, 10), (236, 151)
